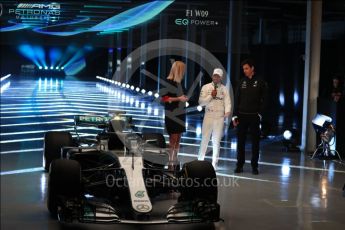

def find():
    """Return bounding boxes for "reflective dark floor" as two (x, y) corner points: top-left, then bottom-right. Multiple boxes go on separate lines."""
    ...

(1, 76), (345, 230)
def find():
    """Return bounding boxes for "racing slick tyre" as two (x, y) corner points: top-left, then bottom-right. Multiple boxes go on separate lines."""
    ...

(180, 160), (218, 202)
(43, 131), (74, 172)
(47, 159), (81, 216)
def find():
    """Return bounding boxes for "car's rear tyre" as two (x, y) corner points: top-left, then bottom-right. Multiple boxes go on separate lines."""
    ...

(47, 159), (81, 216)
(43, 131), (73, 171)
(179, 160), (218, 202)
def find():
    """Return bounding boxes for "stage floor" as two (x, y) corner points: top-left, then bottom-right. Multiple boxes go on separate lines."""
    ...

(1, 76), (345, 230)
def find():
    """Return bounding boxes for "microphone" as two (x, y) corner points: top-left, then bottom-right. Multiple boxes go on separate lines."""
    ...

(212, 83), (218, 98)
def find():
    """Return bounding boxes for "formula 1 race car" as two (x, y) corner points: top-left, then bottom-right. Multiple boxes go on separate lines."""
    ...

(43, 112), (220, 224)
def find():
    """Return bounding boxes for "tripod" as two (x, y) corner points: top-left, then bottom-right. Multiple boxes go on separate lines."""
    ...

(311, 138), (342, 161)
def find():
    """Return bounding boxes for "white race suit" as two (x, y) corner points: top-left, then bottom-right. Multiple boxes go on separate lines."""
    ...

(198, 82), (231, 167)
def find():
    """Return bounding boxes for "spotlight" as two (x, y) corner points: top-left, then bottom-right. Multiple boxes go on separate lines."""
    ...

(44, 66), (48, 70)
(61, 67), (64, 70)
(50, 66), (53, 70)
(154, 93), (159, 98)
(55, 67), (59, 70)
(136, 87), (140, 92)
(283, 130), (292, 140)
(148, 91), (153, 96)
(197, 105), (203, 112)
(126, 84), (130, 89)
(141, 89), (146, 94)
(130, 86), (135, 90)
(282, 128), (300, 152)
(39, 66), (42, 69)
(122, 83), (126, 87)
(311, 114), (342, 160)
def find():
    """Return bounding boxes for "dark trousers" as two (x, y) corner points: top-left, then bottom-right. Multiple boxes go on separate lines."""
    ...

(236, 113), (261, 169)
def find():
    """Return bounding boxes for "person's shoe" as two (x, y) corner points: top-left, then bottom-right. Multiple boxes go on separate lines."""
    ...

(234, 167), (243, 173)
(252, 168), (259, 175)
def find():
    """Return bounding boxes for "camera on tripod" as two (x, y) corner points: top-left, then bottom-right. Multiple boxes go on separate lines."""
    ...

(311, 114), (342, 160)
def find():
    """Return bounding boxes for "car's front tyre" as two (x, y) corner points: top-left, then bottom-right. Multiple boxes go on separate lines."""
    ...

(47, 159), (81, 217)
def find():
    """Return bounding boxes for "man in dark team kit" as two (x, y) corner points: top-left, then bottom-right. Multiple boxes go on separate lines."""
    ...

(232, 59), (268, 175)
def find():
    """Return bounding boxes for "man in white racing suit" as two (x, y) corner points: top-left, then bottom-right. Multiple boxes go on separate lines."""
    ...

(198, 68), (231, 169)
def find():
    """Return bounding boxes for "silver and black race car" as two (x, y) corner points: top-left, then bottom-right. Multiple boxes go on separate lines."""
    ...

(43, 113), (220, 224)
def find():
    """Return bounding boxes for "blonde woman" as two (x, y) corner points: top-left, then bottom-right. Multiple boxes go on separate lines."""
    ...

(161, 61), (188, 170)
